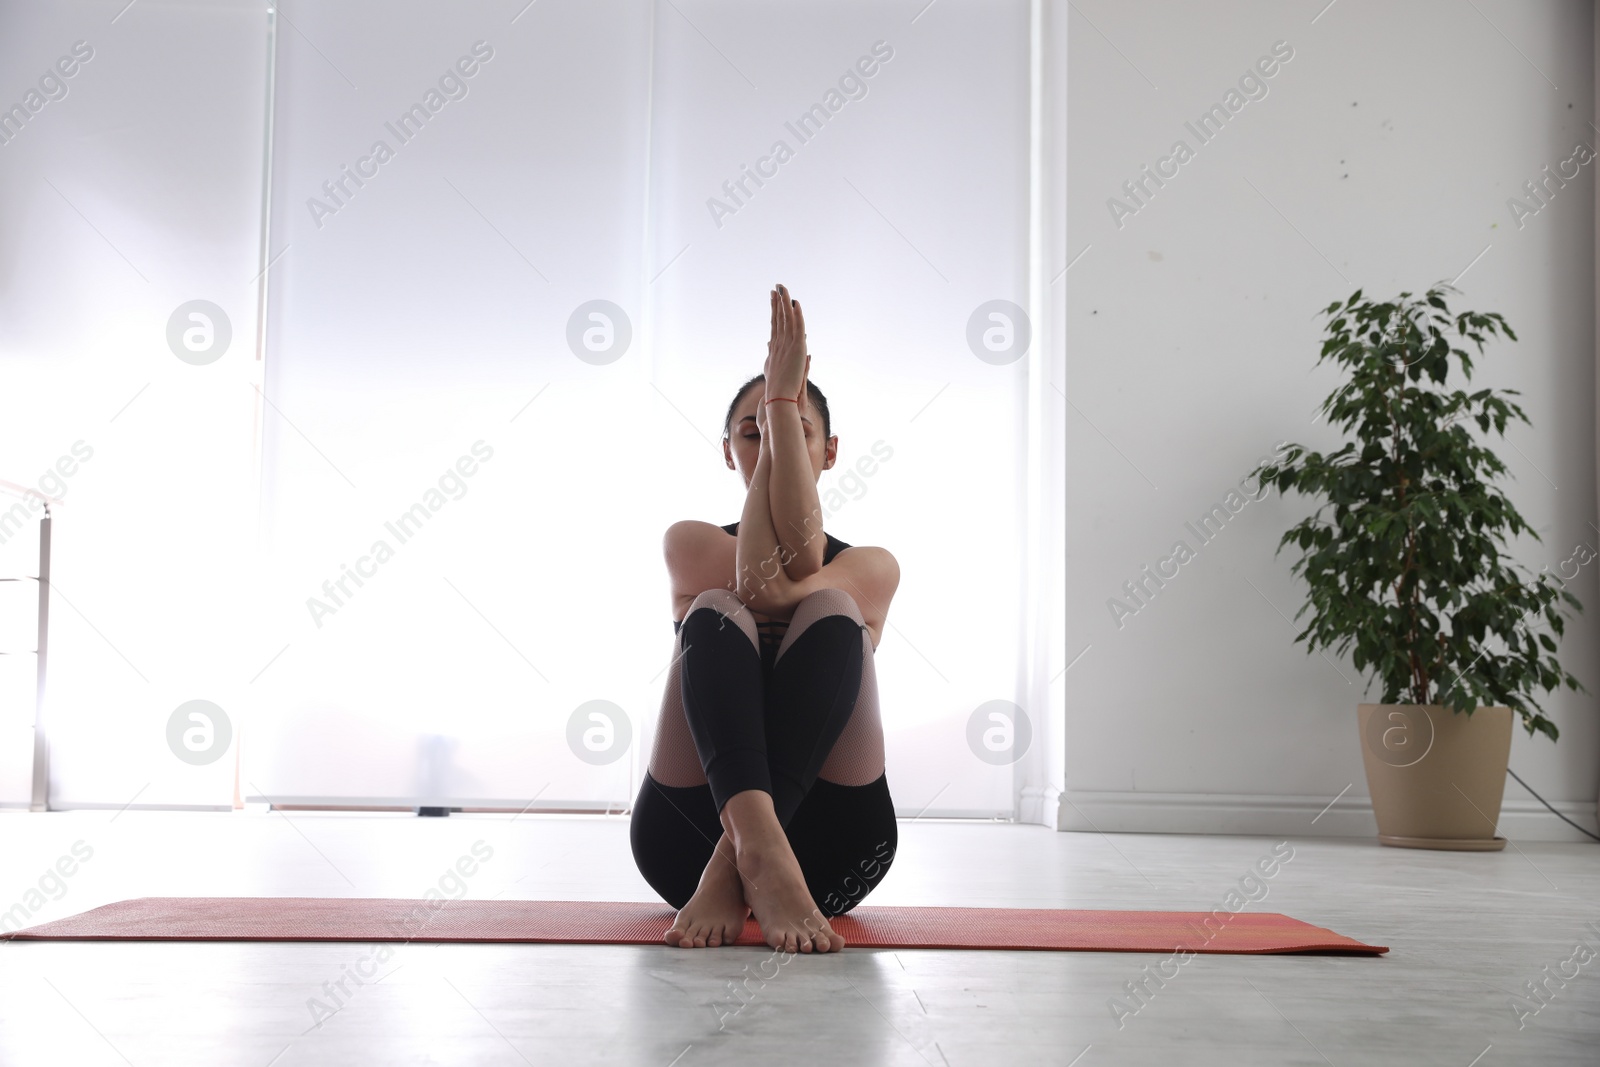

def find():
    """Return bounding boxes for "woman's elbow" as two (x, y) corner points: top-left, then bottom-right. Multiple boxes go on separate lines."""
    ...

(740, 572), (793, 618)
(783, 556), (824, 583)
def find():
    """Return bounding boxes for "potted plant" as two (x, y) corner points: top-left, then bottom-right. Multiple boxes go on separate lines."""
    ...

(1252, 283), (1586, 850)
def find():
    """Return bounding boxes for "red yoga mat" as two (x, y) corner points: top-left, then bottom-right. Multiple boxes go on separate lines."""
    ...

(3, 897), (1387, 954)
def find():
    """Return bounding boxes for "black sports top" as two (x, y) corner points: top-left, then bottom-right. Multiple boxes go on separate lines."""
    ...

(673, 523), (853, 665)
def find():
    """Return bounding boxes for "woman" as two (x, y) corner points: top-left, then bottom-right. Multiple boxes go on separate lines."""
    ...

(629, 283), (901, 954)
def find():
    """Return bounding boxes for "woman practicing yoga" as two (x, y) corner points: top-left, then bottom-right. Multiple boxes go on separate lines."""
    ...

(630, 283), (901, 954)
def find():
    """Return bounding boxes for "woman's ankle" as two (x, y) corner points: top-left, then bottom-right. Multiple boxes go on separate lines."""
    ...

(719, 789), (782, 851)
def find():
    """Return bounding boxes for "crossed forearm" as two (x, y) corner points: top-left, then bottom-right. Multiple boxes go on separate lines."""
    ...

(763, 398), (826, 578)
(735, 437), (800, 615)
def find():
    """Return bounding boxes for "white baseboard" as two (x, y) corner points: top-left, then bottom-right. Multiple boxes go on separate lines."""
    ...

(1055, 789), (1600, 843)
(1019, 785), (1061, 829)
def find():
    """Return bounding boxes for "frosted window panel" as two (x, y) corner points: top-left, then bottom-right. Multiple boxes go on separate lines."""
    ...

(0, 651), (36, 806)
(250, 0), (657, 806)
(250, 0), (1032, 813)
(0, 0), (269, 807)
(0, 506), (44, 806)
(0, 560), (37, 654)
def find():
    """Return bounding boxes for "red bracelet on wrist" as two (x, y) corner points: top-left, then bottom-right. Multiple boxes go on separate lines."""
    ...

(764, 396), (799, 406)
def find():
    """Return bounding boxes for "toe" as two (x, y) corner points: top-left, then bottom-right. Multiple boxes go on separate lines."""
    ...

(800, 916), (827, 952)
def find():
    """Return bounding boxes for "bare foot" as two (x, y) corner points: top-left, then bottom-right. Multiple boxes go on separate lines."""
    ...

(734, 835), (843, 954)
(664, 836), (750, 949)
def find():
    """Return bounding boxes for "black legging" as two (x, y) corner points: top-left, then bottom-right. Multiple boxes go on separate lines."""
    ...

(630, 597), (897, 918)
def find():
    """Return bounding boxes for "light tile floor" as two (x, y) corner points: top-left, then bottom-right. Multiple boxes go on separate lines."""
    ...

(1, 809), (1597, 1065)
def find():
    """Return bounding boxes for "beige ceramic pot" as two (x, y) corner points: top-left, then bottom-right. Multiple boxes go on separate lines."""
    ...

(1356, 703), (1513, 851)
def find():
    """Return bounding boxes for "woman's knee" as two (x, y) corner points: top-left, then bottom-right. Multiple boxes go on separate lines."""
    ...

(683, 588), (758, 647)
(689, 587), (744, 614)
(774, 588), (867, 664)
(796, 587), (864, 625)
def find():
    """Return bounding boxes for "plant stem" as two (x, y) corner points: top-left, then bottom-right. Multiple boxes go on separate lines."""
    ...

(1386, 312), (1427, 705)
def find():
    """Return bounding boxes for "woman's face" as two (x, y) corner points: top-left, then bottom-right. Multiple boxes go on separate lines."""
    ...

(723, 383), (836, 489)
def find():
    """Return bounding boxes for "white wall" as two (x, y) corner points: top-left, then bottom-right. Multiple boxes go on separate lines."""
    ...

(1064, 0), (1598, 840)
